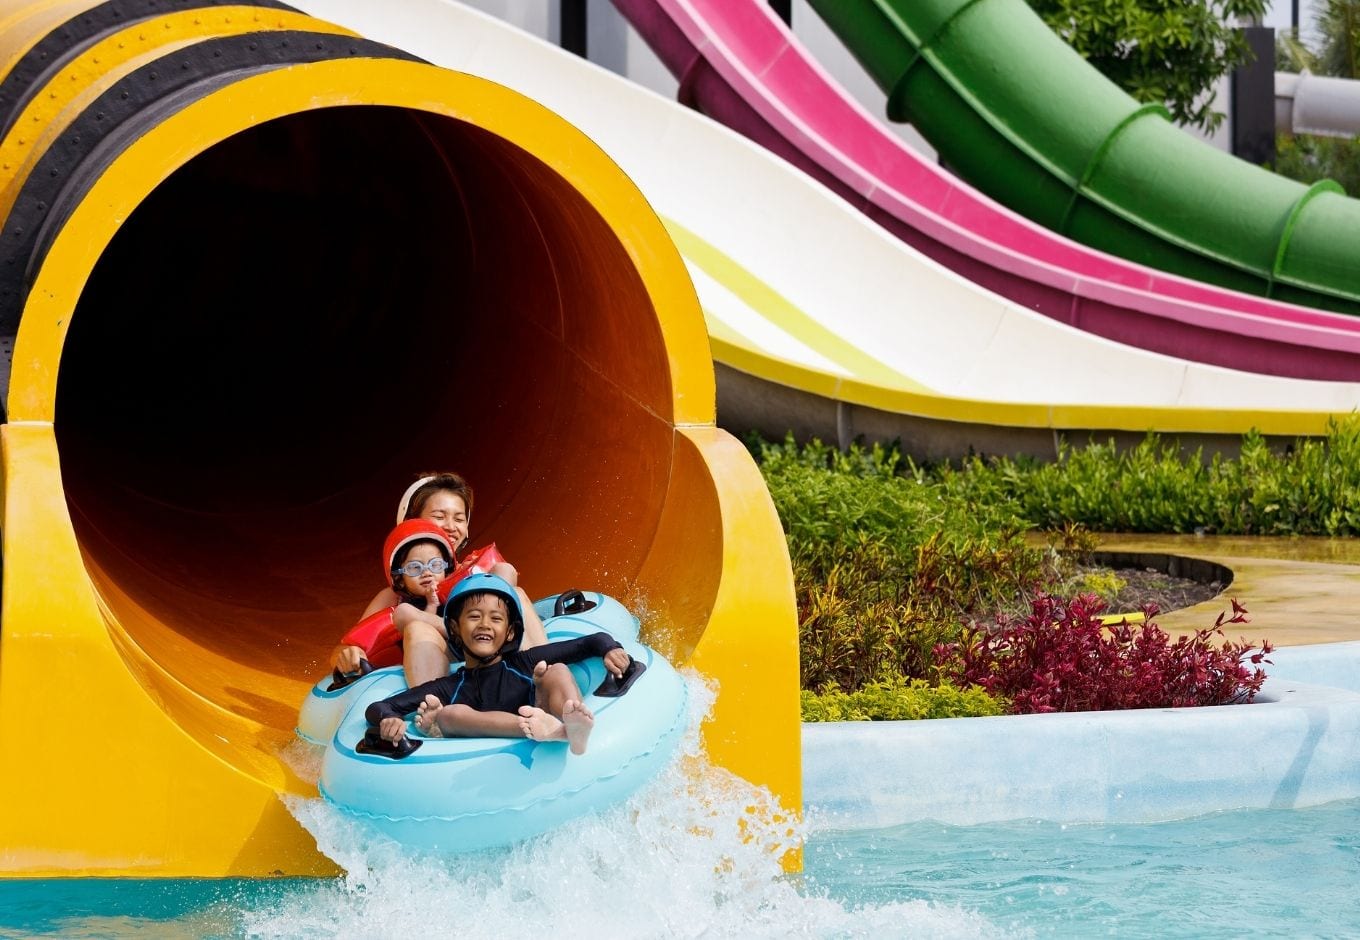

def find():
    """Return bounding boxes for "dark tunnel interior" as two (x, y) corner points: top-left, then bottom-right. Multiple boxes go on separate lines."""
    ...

(49, 105), (677, 725)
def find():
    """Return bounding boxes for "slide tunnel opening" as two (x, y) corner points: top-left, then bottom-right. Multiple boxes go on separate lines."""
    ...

(51, 104), (678, 730)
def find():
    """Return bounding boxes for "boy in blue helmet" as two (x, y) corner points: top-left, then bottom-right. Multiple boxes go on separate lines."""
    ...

(366, 573), (632, 755)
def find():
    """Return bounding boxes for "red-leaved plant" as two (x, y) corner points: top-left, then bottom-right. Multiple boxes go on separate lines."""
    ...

(935, 594), (1272, 714)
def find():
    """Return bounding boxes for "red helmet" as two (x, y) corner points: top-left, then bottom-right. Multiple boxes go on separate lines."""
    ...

(382, 519), (455, 578)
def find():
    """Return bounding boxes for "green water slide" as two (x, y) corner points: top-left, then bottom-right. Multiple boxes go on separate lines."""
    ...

(806, 0), (1360, 314)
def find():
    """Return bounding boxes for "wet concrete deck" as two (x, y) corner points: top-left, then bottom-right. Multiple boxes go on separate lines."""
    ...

(1094, 534), (1360, 647)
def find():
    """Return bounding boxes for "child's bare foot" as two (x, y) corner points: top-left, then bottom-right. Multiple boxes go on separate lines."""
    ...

(517, 705), (565, 743)
(561, 699), (595, 755)
(415, 694), (445, 737)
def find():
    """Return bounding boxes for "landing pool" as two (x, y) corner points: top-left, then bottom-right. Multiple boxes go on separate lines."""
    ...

(2, 644), (1357, 938)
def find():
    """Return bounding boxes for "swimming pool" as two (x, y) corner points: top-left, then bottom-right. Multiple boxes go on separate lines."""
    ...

(0, 760), (1003, 940)
(796, 641), (1360, 937)
(3, 796), (1356, 938)
(3, 652), (1358, 938)
(804, 644), (1360, 831)
(805, 797), (1360, 938)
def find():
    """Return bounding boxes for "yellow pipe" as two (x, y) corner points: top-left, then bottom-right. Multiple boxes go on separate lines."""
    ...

(0, 26), (799, 875)
(0, 422), (335, 877)
(0, 1), (106, 78)
(0, 7), (356, 222)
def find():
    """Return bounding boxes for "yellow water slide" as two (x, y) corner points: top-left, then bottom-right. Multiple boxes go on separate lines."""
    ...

(0, 1), (798, 877)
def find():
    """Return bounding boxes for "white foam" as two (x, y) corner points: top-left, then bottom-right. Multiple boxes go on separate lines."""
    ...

(277, 737), (324, 788)
(245, 673), (1005, 939)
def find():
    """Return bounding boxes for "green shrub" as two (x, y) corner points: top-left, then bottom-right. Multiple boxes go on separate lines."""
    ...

(747, 424), (1321, 713)
(1272, 133), (1360, 196)
(947, 417), (1360, 536)
(800, 675), (1007, 721)
(1075, 568), (1127, 602)
(750, 433), (1032, 566)
(750, 434), (1072, 691)
(792, 527), (1105, 692)
(792, 533), (1052, 690)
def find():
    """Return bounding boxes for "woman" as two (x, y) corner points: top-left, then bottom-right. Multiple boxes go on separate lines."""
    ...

(334, 471), (550, 685)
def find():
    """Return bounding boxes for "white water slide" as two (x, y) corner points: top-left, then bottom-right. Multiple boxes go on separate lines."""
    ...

(294, 0), (1360, 455)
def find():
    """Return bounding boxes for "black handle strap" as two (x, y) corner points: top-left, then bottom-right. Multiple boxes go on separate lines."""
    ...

(326, 657), (374, 692)
(355, 728), (423, 760)
(553, 589), (597, 617)
(594, 658), (646, 698)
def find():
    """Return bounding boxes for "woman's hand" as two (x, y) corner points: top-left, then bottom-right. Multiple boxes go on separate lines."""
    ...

(336, 644), (366, 675)
(379, 716), (407, 743)
(603, 647), (632, 678)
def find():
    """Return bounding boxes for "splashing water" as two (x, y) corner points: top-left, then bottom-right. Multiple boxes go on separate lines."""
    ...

(239, 673), (1004, 939)
(278, 736), (325, 787)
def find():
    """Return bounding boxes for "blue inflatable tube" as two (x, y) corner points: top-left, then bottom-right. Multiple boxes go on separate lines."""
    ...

(304, 591), (688, 853)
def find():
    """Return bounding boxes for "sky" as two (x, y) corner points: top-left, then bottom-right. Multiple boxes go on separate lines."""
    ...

(1263, 0), (1317, 32)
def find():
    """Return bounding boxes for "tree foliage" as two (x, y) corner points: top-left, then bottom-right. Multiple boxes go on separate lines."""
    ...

(1026, 0), (1268, 131)
(1311, 0), (1360, 76)
(1275, 2), (1360, 80)
(1273, 133), (1360, 195)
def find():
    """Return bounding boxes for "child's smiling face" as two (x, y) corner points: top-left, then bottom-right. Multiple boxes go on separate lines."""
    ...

(456, 593), (515, 663)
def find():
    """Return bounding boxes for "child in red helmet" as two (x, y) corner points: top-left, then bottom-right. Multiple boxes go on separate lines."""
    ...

(334, 471), (549, 686)
(382, 519), (455, 618)
(333, 519), (456, 676)
(367, 573), (633, 756)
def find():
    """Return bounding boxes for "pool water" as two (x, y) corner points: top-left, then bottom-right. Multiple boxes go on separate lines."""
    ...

(805, 797), (1360, 938)
(3, 674), (1353, 940)
(0, 879), (296, 938)
(0, 678), (998, 939)
(4, 798), (1356, 939)
(0, 776), (998, 940)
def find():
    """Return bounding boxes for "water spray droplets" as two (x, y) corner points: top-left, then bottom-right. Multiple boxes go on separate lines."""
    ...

(248, 673), (1006, 939)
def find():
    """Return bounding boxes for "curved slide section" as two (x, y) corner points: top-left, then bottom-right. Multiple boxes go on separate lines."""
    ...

(805, 0), (1360, 315)
(612, 0), (1360, 382)
(289, 1), (1360, 457)
(0, 1), (797, 876)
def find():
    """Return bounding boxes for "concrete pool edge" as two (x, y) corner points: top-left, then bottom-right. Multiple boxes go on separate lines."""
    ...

(803, 642), (1360, 832)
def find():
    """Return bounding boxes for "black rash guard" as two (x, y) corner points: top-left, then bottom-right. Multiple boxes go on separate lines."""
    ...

(366, 632), (624, 726)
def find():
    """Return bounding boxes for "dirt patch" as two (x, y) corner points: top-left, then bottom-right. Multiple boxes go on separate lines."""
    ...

(1085, 564), (1225, 616)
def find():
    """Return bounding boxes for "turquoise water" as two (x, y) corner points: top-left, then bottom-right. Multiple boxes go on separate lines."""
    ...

(805, 797), (1360, 938)
(0, 879), (297, 938)
(0, 678), (996, 939)
(3, 797), (1356, 938)
(3, 675), (1353, 939)
(0, 779), (996, 940)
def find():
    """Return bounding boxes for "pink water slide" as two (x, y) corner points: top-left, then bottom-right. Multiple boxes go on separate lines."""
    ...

(612, 0), (1360, 381)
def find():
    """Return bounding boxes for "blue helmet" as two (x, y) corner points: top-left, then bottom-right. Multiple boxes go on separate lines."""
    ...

(442, 572), (525, 660)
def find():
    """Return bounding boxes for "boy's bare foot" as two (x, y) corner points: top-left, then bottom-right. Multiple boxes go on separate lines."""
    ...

(517, 705), (565, 743)
(561, 699), (595, 755)
(415, 694), (445, 737)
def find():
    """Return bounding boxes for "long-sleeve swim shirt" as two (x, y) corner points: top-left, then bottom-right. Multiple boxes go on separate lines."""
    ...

(365, 632), (624, 726)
